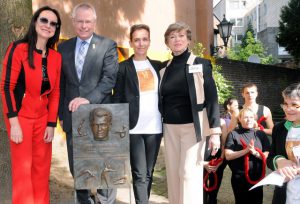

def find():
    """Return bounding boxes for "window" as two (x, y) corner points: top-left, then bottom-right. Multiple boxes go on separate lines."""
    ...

(263, 4), (267, 15)
(232, 34), (243, 45)
(236, 18), (243, 26)
(242, 1), (247, 7)
(230, 0), (247, 9)
(246, 16), (253, 25)
(237, 34), (243, 41)
(230, 0), (240, 9)
(278, 45), (289, 55)
(230, 18), (244, 27)
(230, 18), (235, 24)
(240, 1), (247, 8)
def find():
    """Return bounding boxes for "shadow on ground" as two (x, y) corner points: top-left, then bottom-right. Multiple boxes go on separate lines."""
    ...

(50, 136), (274, 204)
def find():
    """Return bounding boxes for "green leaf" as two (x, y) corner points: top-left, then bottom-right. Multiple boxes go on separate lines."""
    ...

(192, 42), (234, 104)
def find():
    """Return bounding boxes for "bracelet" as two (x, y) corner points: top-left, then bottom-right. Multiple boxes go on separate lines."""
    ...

(273, 155), (285, 170)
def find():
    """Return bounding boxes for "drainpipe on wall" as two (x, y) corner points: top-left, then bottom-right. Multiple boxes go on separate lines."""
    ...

(256, 0), (260, 39)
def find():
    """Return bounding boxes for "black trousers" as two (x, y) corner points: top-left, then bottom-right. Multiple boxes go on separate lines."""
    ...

(272, 184), (287, 204)
(203, 160), (227, 204)
(203, 137), (227, 204)
(231, 174), (263, 204)
(66, 132), (116, 204)
(130, 133), (162, 204)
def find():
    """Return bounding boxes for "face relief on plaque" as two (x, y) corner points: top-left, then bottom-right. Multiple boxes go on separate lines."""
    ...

(90, 107), (112, 141)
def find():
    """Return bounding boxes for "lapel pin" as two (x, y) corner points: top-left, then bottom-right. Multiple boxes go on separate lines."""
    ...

(93, 44), (95, 49)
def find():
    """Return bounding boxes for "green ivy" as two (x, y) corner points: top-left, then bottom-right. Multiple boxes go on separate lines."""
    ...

(228, 31), (277, 64)
(192, 43), (234, 104)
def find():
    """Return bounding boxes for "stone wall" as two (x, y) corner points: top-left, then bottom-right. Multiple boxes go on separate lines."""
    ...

(216, 58), (300, 114)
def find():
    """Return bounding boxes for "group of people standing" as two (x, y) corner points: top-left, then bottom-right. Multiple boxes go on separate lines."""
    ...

(204, 82), (300, 204)
(1, 2), (220, 204)
(203, 84), (272, 204)
(1, 2), (300, 204)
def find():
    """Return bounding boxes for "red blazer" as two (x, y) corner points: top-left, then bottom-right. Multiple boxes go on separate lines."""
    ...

(0, 42), (61, 127)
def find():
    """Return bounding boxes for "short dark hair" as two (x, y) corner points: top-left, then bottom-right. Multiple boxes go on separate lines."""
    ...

(241, 83), (257, 93)
(129, 24), (150, 41)
(223, 98), (238, 111)
(90, 107), (112, 124)
(21, 6), (61, 68)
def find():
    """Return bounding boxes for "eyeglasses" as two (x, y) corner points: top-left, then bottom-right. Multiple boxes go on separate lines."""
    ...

(38, 17), (59, 29)
(280, 103), (300, 111)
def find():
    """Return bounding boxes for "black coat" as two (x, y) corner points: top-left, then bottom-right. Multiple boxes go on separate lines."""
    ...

(267, 121), (288, 204)
(159, 53), (221, 141)
(113, 55), (162, 129)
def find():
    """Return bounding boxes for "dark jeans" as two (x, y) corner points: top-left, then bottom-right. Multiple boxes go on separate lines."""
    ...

(66, 132), (116, 204)
(231, 174), (263, 204)
(130, 133), (162, 204)
(272, 184), (287, 204)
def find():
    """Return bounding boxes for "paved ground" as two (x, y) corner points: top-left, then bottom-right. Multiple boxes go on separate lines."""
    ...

(50, 132), (274, 204)
(50, 132), (168, 204)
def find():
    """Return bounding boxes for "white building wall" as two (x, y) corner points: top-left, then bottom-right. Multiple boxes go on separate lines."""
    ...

(224, 0), (262, 45)
(264, 0), (289, 28)
(213, 0), (291, 60)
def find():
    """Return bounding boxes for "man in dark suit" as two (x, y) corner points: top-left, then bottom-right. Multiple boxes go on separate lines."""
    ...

(58, 3), (118, 204)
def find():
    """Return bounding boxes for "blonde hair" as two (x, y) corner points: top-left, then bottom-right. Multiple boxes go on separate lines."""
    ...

(238, 108), (256, 121)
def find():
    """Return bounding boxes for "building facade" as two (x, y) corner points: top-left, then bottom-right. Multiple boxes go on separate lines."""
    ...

(246, 0), (291, 61)
(33, 0), (214, 58)
(214, 0), (261, 46)
(214, 0), (291, 61)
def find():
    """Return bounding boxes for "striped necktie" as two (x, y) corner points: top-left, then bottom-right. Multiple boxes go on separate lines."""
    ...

(75, 41), (87, 80)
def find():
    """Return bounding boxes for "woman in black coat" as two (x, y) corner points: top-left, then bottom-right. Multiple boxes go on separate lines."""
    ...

(113, 24), (162, 204)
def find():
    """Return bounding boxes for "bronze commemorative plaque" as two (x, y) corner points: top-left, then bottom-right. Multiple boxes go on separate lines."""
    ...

(72, 104), (130, 189)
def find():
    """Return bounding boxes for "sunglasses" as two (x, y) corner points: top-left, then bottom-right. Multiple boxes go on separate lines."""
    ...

(38, 17), (59, 28)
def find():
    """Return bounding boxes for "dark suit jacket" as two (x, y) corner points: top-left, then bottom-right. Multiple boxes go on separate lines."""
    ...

(113, 55), (161, 129)
(58, 34), (119, 133)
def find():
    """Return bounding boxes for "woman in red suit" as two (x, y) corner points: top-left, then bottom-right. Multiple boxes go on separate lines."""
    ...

(0, 6), (61, 204)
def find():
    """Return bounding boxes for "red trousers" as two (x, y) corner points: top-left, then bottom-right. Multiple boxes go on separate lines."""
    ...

(6, 114), (52, 204)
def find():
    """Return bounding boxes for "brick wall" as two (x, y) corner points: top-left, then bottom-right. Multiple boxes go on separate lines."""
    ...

(216, 58), (300, 114)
